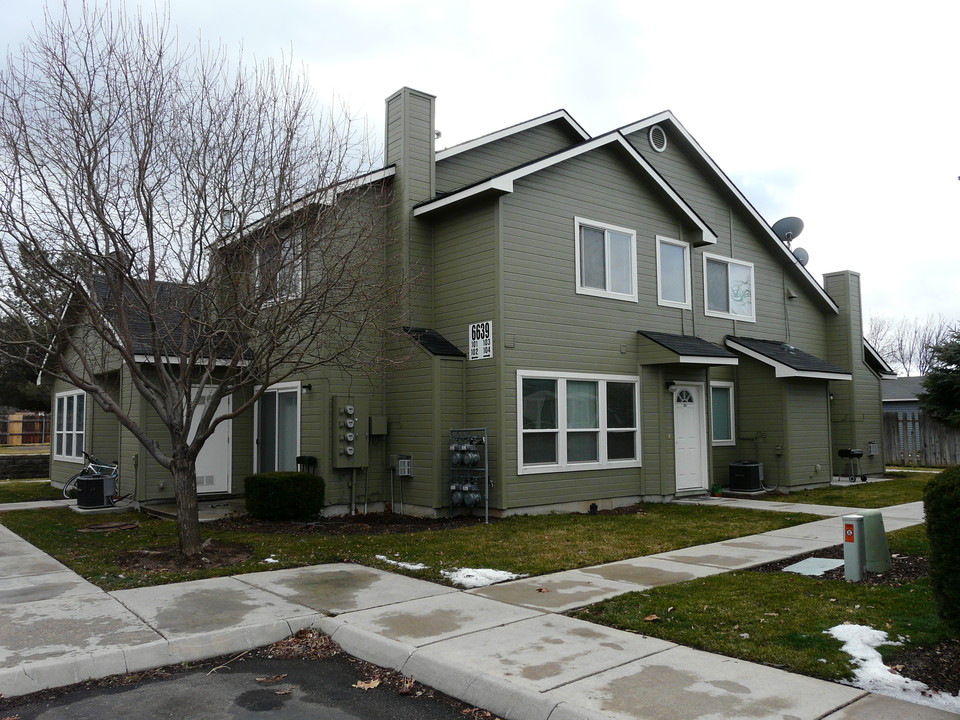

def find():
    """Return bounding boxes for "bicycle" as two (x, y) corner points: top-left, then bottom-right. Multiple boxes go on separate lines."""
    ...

(62, 450), (119, 501)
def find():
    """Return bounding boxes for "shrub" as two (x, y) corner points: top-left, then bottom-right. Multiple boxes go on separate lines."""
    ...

(923, 466), (960, 632)
(244, 472), (324, 521)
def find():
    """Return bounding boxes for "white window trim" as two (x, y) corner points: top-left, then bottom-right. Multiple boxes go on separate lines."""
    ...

(53, 389), (85, 463)
(710, 381), (736, 446)
(703, 252), (756, 322)
(574, 217), (638, 302)
(253, 381), (302, 473)
(656, 236), (692, 310)
(256, 234), (304, 302)
(517, 369), (642, 475)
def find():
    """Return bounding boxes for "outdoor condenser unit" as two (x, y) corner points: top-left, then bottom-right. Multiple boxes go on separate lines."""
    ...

(728, 461), (764, 492)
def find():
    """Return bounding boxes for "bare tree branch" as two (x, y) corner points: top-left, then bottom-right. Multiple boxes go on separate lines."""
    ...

(0, 3), (407, 556)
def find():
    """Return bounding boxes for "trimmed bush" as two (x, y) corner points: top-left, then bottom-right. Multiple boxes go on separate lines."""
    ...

(923, 466), (960, 632)
(244, 472), (324, 521)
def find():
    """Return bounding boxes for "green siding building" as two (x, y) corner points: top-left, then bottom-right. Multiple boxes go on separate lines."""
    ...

(50, 87), (894, 516)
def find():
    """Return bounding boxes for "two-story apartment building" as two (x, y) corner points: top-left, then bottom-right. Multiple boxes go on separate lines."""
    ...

(50, 87), (893, 516)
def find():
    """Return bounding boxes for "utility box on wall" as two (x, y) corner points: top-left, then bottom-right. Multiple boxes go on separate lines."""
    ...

(332, 396), (369, 468)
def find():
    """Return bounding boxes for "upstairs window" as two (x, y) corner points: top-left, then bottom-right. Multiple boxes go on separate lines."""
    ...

(575, 218), (637, 302)
(704, 253), (755, 322)
(257, 234), (302, 300)
(656, 236), (691, 309)
(54, 390), (85, 462)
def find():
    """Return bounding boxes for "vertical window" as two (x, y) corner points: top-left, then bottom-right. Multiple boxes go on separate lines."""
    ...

(256, 382), (300, 472)
(710, 382), (735, 445)
(656, 236), (691, 309)
(54, 390), (85, 462)
(258, 234), (302, 300)
(519, 371), (640, 473)
(575, 218), (637, 301)
(704, 253), (755, 321)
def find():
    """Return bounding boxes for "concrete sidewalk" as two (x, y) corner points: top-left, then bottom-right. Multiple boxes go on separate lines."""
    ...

(1, 499), (956, 719)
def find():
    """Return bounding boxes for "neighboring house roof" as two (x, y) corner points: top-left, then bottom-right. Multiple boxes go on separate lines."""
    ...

(414, 131), (718, 247)
(619, 111), (839, 315)
(882, 376), (926, 402)
(637, 331), (738, 365)
(726, 336), (851, 380)
(403, 327), (465, 357)
(863, 340), (897, 378)
(436, 110), (589, 161)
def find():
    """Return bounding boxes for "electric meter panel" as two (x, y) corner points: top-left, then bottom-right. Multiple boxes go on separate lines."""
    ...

(332, 395), (369, 468)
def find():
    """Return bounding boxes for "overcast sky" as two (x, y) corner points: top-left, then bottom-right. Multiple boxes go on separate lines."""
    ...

(2, 0), (957, 323)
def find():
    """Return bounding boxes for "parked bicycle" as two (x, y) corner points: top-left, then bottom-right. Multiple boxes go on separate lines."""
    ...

(62, 451), (119, 500)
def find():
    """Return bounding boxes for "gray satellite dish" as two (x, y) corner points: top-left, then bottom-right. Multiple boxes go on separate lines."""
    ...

(793, 247), (810, 267)
(772, 217), (804, 244)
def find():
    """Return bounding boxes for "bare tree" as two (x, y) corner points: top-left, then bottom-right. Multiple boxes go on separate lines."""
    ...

(866, 314), (956, 376)
(0, 5), (405, 556)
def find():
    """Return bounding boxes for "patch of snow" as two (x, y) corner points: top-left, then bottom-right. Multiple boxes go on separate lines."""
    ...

(375, 554), (429, 571)
(261, 555), (279, 564)
(826, 623), (960, 713)
(440, 567), (525, 588)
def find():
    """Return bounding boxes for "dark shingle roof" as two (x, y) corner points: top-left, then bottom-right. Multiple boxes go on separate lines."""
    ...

(403, 327), (465, 357)
(882, 376), (925, 401)
(727, 336), (849, 375)
(638, 331), (737, 359)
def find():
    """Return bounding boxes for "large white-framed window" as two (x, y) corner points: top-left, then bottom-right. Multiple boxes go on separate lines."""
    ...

(255, 381), (301, 472)
(574, 217), (637, 302)
(518, 370), (641, 474)
(656, 236), (691, 309)
(257, 234), (303, 300)
(710, 381), (736, 446)
(703, 253), (756, 322)
(54, 389), (85, 462)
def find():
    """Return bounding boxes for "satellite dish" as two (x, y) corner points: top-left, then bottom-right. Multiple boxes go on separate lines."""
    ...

(793, 247), (810, 266)
(772, 217), (804, 245)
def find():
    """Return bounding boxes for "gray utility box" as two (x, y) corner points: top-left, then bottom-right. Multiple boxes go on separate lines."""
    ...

(729, 461), (764, 492)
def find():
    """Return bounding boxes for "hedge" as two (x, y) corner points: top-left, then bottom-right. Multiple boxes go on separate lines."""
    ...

(244, 471), (324, 521)
(923, 466), (960, 632)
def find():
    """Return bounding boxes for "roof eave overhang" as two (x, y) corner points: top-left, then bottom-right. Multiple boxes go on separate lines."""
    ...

(637, 332), (738, 366)
(436, 110), (590, 161)
(621, 112), (838, 314)
(726, 340), (851, 381)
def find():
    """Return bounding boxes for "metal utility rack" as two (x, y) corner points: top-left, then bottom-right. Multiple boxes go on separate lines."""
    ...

(449, 428), (490, 523)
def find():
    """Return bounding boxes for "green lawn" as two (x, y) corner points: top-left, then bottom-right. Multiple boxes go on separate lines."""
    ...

(751, 472), (933, 508)
(574, 525), (951, 683)
(0, 504), (818, 591)
(0, 444), (50, 455)
(0, 479), (62, 503)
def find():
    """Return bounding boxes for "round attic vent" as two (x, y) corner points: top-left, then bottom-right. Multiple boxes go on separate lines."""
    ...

(649, 124), (667, 152)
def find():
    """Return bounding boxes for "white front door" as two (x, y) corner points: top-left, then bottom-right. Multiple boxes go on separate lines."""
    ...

(674, 383), (707, 493)
(190, 389), (232, 494)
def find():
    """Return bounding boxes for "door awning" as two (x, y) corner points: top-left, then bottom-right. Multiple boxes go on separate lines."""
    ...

(637, 331), (739, 366)
(726, 336), (851, 380)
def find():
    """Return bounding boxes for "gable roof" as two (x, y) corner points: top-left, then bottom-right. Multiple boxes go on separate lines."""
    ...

(416, 131), (718, 246)
(436, 110), (589, 162)
(619, 111), (839, 314)
(726, 336), (851, 380)
(637, 331), (738, 365)
(882, 376), (925, 402)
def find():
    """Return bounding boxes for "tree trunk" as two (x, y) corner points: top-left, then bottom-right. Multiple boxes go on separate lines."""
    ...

(171, 456), (202, 558)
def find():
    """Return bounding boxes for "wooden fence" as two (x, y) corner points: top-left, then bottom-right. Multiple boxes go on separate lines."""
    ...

(883, 411), (960, 467)
(0, 412), (50, 445)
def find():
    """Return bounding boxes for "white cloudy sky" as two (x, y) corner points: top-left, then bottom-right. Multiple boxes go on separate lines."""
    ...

(2, 0), (958, 322)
